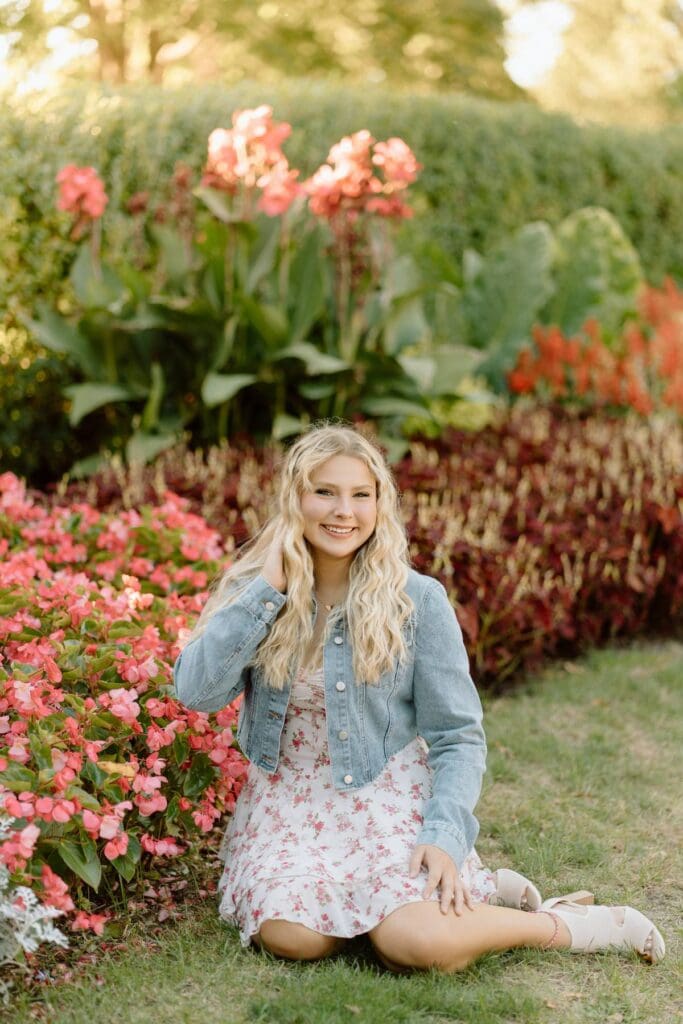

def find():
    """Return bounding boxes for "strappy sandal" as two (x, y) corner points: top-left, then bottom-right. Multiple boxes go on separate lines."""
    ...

(489, 868), (545, 911)
(540, 896), (665, 963)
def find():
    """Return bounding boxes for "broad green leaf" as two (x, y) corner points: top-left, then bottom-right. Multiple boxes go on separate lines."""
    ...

(57, 837), (102, 890)
(64, 382), (140, 427)
(428, 345), (486, 396)
(245, 217), (281, 294)
(543, 206), (643, 337)
(383, 254), (423, 300)
(274, 342), (348, 375)
(126, 431), (178, 465)
(297, 380), (338, 400)
(63, 785), (102, 812)
(173, 733), (190, 767)
(361, 396), (433, 420)
(462, 248), (484, 286)
(463, 222), (554, 354)
(272, 413), (307, 440)
(140, 361), (164, 433)
(288, 226), (327, 342)
(70, 245), (125, 308)
(396, 354), (435, 392)
(383, 298), (431, 355)
(111, 834), (141, 882)
(67, 452), (110, 480)
(151, 224), (192, 284)
(239, 296), (288, 345)
(210, 316), (239, 372)
(376, 434), (411, 463)
(182, 753), (216, 800)
(201, 372), (257, 407)
(21, 307), (96, 374)
(0, 764), (37, 792)
(194, 186), (240, 223)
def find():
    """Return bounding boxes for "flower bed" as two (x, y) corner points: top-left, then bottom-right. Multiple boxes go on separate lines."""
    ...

(48, 406), (683, 684)
(0, 472), (246, 950)
(3, 405), (681, 953)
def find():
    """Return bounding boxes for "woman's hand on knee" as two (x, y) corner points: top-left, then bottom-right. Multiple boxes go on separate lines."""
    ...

(409, 844), (473, 916)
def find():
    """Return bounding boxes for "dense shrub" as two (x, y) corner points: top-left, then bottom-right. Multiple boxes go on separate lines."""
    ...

(47, 407), (683, 685)
(3, 80), (683, 330)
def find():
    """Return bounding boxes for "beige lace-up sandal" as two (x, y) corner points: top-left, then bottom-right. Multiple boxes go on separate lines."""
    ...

(489, 869), (545, 911)
(540, 896), (665, 963)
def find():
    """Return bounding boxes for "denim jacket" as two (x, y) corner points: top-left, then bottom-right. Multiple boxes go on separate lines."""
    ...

(173, 568), (487, 869)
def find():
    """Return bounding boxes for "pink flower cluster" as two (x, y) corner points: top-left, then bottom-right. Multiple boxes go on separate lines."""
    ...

(56, 165), (108, 238)
(305, 130), (421, 223)
(202, 104), (302, 216)
(0, 472), (248, 934)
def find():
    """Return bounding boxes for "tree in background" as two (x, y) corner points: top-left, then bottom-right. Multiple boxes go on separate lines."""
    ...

(0, 0), (522, 100)
(525, 0), (683, 125)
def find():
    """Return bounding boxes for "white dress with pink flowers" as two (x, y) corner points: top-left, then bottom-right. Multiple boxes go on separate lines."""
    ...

(217, 663), (495, 946)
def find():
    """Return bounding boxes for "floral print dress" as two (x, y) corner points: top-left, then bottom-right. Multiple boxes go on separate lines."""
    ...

(217, 662), (496, 946)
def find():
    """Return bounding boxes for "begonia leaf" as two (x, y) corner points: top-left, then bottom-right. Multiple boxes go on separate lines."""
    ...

(58, 837), (102, 891)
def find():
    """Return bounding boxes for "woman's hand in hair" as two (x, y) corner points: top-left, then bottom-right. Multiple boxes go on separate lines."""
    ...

(409, 844), (473, 916)
(261, 529), (288, 593)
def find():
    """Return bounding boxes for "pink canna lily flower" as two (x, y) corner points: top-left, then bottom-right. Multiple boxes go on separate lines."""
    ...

(56, 164), (108, 218)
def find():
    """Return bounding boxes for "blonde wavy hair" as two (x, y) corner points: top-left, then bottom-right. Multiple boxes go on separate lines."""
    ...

(186, 422), (414, 688)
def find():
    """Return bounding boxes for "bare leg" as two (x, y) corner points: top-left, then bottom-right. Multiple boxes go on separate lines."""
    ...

(369, 901), (571, 973)
(255, 918), (347, 961)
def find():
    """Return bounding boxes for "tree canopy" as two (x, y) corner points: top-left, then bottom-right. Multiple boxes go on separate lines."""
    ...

(531, 0), (683, 125)
(0, 0), (523, 100)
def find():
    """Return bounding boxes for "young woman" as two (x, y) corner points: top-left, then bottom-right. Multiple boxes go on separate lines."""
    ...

(173, 423), (665, 972)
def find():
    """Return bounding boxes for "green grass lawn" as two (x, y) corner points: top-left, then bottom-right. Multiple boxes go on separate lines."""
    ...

(7, 639), (683, 1024)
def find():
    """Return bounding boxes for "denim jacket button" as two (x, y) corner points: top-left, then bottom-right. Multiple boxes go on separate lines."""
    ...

(264, 601), (275, 611)
(335, 681), (346, 692)
(338, 730), (348, 740)
(343, 774), (353, 784)
(333, 636), (343, 645)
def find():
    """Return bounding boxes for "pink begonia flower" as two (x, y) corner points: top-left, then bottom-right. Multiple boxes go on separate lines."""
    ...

(84, 739), (106, 762)
(146, 720), (183, 751)
(82, 809), (101, 836)
(7, 738), (30, 763)
(40, 864), (75, 913)
(99, 814), (122, 840)
(140, 834), (184, 857)
(105, 687), (141, 724)
(132, 772), (166, 793)
(134, 791), (167, 816)
(71, 911), (108, 934)
(56, 164), (108, 219)
(17, 823), (41, 858)
(103, 832), (129, 861)
(116, 653), (158, 686)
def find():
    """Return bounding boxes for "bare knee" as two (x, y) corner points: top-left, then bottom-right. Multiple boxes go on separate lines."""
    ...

(370, 920), (471, 974)
(256, 919), (345, 961)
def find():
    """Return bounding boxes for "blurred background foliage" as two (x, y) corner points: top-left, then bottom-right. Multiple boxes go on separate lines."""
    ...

(2, 1), (683, 486)
(2, 1), (682, 123)
(1, 0), (520, 98)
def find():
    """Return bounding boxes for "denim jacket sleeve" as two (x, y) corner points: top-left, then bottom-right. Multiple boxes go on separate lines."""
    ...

(172, 574), (287, 713)
(413, 578), (487, 870)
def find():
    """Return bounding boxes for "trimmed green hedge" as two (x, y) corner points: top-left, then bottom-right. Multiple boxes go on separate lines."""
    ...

(3, 79), (683, 325)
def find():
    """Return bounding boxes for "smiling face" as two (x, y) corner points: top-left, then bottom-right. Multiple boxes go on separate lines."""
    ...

(300, 454), (378, 569)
